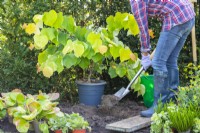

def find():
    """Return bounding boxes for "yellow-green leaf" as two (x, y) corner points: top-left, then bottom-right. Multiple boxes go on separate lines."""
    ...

(79, 58), (90, 69)
(34, 34), (48, 50)
(16, 93), (25, 105)
(41, 28), (56, 41)
(108, 67), (117, 78)
(62, 15), (76, 33)
(110, 45), (121, 59)
(25, 23), (36, 35)
(33, 14), (43, 23)
(87, 32), (101, 45)
(93, 39), (102, 53)
(116, 65), (126, 77)
(99, 45), (108, 55)
(38, 51), (48, 65)
(42, 66), (54, 78)
(63, 54), (78, 68)
(0, 100), (5, 110)
(127, 15), (139, 36)
(62, 40), (74, 55)
(119, 47), (132, 62)
(55, 55), (64, 73)
(13, 118), (30, 133)
(74, 41), (85, 57)
(46, 61), (57, 71)
(43, 10), (57, 27)
(53, 12), (64, 29)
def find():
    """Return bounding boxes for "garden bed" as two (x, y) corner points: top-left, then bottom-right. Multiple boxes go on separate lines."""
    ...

(0, 97), (150, 133)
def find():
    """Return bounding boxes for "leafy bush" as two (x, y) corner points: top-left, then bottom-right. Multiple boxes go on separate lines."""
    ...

(179, 64), (200, 107)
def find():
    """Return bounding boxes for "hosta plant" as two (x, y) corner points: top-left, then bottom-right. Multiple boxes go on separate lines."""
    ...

(0, 98), (6, 120)
(24, 10), (146, 95)
(6, 90), (62, 133)
(1, 89), (25, 108)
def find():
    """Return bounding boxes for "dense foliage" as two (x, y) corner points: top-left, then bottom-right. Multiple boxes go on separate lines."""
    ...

(0, 0), (199, 101)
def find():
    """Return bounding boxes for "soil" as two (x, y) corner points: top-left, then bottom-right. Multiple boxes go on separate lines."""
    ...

(0, 96), (150, 133)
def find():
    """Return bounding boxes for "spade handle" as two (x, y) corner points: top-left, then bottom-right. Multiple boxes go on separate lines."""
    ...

(122, 49), (155, 96)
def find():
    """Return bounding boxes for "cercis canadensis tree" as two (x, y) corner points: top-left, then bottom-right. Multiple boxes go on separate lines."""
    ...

(25, 10), (147, 95)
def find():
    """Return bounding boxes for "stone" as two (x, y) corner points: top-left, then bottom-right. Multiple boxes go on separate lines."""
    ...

(105, 115), (151, 132)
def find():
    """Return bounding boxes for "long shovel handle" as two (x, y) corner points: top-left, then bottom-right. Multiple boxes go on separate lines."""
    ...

(125, 67), (144, 91)
(121, 49), (156, 96)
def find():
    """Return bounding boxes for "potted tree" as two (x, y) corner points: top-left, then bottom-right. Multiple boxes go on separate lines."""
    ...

(24, 10), (143, 106)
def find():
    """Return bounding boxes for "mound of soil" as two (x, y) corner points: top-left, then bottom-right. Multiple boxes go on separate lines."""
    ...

(0, 97), (150, 133)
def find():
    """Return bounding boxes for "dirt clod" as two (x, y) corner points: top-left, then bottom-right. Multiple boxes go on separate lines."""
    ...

(100, 95), (120, 108)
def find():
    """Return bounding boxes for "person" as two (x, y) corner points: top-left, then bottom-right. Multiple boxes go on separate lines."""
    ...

(129, 0), (195, 117)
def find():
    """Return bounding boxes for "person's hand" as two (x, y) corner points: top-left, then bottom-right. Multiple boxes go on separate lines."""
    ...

(141, 53), (151, 70)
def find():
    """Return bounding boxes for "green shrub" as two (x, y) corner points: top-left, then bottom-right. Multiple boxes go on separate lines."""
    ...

(178, 64), (200, 108)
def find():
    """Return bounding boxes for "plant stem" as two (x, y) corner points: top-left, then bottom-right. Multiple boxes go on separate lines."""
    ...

(88, 61), (94, 82)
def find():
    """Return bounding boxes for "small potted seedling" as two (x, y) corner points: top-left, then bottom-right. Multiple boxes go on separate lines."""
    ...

(48, 115), (71, 133)
(67, 113), (91, 133)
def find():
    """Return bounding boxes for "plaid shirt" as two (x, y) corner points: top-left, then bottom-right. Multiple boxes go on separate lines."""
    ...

(130, 0), (195, 52)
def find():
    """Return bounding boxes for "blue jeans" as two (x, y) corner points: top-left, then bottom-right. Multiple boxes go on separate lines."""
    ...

(152, 18), (195, 99)
(152, 18), (195, 71)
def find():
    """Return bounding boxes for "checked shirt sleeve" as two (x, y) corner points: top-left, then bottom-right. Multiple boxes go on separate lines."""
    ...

(130, 0), (150, 52)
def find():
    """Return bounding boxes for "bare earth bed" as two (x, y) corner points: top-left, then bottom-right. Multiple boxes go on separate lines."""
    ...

(0, 97), (150, 133)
